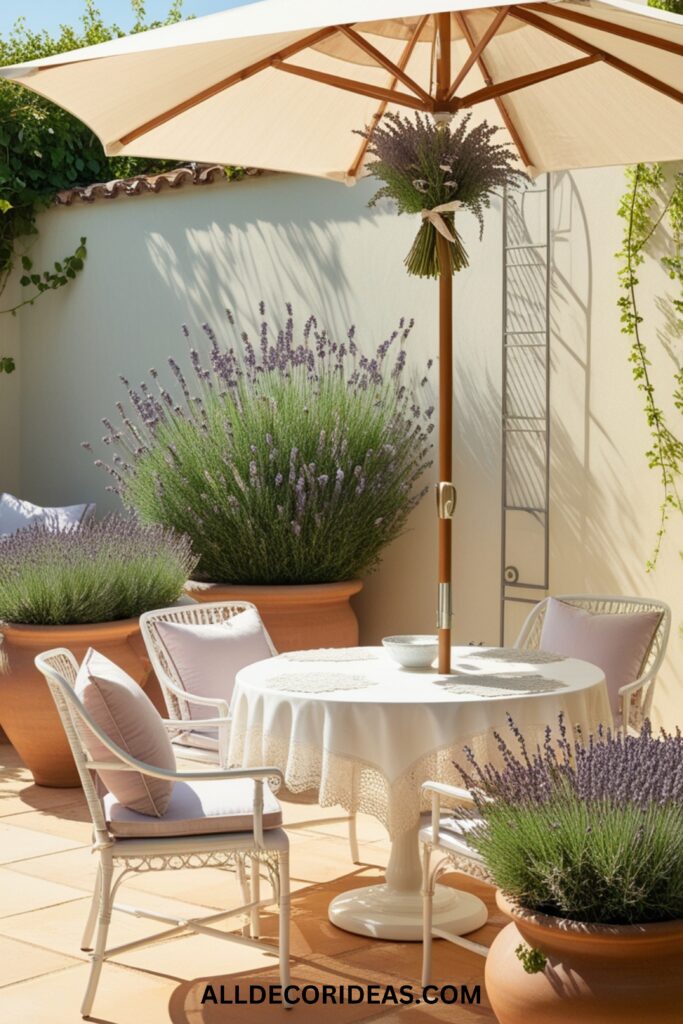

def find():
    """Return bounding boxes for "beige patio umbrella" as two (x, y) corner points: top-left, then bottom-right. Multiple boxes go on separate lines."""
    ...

(3, 0), (682, 671)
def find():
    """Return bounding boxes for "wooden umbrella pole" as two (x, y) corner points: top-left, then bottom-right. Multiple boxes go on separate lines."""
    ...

(436, 234), (454, 673)
(435, 12), (454, 674)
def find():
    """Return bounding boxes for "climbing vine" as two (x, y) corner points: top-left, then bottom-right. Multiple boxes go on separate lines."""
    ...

(0, 0), (185, 373)
(616, 163), (683, 569)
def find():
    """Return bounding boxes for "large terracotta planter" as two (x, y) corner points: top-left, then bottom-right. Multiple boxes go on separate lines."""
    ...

(0, 618), (164, 787)
(486, 891), (683, 1024)
(185, 580), (363, 652)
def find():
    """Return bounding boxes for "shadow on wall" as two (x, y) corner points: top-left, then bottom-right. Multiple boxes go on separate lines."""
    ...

(551, 170), (650, 593)
(145, 174), (365, 340)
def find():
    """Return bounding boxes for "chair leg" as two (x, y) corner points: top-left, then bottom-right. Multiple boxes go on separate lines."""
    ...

(421, 845), (434, 988)
(250, 855), (261, 939)
(278, 850), (292, 1002)
(80, 863), (102, 952)
(81, 854), (113, 1019)
(348, 813), (360, 865)
(236, 856), (250, 937)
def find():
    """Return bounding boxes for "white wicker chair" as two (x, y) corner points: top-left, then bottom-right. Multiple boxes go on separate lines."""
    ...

(515, 595), (671, 731)
(35, 648), (291, 1020)
(420, 782), (489, 985)
(140, 600), (360, 864)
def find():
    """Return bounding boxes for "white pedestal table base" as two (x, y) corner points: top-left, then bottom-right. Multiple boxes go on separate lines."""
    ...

(328, 822), (488, 941)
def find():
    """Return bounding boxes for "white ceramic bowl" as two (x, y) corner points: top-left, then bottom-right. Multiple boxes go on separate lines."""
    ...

(382, 635), (438, 669)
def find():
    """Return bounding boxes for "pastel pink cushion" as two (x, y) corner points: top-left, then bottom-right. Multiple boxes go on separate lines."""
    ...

(155, 608), (273, 720)
(539, 599), (662, 714)
(75, 649), (175, 817)
(103, 777), (282, 838)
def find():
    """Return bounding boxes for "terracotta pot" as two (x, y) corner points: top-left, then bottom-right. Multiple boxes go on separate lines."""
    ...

(486, 891), (683, 1024)
(185, 580), (363, 652)
(0, 618), (164, 788)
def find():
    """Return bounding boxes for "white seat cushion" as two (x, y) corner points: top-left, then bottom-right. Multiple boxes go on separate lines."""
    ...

(0, 492), (95, 536)
(104, 777), (282, 838)
(155, 608), (273, 720)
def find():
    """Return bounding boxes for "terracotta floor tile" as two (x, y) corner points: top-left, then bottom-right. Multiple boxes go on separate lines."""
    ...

(0, 820), (85, 864)
(113, 931), (278, 981)
(2, 801), (92, 842)
(6, 843), (98, 892)
(0, 934), (79, 987)
(0, 961), (178, 1024)
(0, 888), (235, 960)
(0, 867), (85, 918)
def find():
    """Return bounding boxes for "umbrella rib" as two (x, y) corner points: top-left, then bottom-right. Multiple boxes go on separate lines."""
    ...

(346, 15), (428, 179)
(510, 7), (683, 108)
(272, 60), (430, 111)
(337, 25), (431, 105)
(447, 8), (510, 101)
(453, 54), (601, 110)
(453, 12), (532, 169)
(521, 3), (683, 59)
(117, 25), (341, 146)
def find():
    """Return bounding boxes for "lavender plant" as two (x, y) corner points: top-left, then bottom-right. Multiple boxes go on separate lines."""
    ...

(457, 716), (683, 925)
(359, 112), (526, 278)
(93, 304), (433, 585)
(0, 516), (197, 625)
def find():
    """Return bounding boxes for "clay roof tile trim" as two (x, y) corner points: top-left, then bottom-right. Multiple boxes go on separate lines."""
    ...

(55, 163), (261, 205)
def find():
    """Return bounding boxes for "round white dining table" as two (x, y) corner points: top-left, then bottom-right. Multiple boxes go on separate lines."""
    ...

(229, 645), (611, 941)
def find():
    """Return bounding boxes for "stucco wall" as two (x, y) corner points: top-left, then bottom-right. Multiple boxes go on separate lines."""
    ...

(0, 275), (22, 494)
(4, 166), (682, 728)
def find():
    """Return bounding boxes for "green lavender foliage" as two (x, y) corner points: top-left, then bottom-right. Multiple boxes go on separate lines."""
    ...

(0, 516), (197, 625)
(458, 718), (683, 925)
(95, 306), (434, 585)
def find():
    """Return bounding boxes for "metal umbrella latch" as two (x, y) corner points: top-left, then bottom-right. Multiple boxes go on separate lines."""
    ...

(436, 482), (457, 519)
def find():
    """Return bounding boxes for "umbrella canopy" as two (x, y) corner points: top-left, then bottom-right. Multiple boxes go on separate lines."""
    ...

(3, 0), (681, 672)
(1, 0), (682, 179)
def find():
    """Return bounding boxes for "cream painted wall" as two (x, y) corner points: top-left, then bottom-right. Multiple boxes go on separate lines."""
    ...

(6, 166), (682, 728)
(548, 167), (683, 730)
(0, 275), (22, 494)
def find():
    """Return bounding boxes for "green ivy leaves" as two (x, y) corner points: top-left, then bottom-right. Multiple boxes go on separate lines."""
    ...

(616, 163), (683, 570)
(3, 236), (88, 320)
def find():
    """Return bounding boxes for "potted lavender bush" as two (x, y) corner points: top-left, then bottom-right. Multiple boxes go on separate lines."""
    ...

(94, 304), (433, 650)
(0, 516), (197, 786)
(457, 717), (683, 1023)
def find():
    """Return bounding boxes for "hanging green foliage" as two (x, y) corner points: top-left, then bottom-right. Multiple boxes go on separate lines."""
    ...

(0, 1), (186, 372)
(615, 0), (683, 569)
(616, 166), (683, 569)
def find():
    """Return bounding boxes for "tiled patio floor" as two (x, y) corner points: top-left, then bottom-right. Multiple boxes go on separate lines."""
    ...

(0, 740), (500, 1023)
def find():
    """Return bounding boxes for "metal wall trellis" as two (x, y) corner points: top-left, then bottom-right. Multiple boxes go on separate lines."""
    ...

(499, 176), (551, 644)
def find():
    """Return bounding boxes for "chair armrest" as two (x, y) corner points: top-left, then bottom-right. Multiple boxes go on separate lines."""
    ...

(618, 671), (653, 698)
(161, 717), (231, 732)
(421, 781), (479, 845)
(421, 781), (477, 807)
(160, 676), (231, 718)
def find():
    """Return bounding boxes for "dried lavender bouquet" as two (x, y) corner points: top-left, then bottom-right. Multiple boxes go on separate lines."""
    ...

(359, 112), (526, 278)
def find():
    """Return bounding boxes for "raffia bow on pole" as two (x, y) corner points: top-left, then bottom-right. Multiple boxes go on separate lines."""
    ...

(420, 200), (463, 242)
(407, 198), (469, 277)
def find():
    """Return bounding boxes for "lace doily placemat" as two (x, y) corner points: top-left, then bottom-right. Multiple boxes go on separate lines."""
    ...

(435, 673), (567, 697)
(281, 648), (381, 663)
(262, 671), (378, 694)
(463, 647), (568, 665)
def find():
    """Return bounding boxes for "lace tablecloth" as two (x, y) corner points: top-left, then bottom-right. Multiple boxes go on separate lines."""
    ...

(229, 645), (611, 838)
